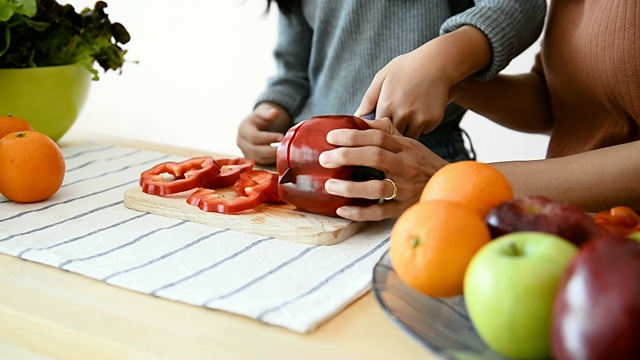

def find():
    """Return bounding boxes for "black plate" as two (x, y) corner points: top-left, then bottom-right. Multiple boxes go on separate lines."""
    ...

(371, 251), (507, 360)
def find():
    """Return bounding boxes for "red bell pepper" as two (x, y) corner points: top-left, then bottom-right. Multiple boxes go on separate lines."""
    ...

(140, 156), (221, 196)
(260, 171), (282, 204)
(186, 188), (264, 214)
(233, 169), (282, 203)
(593, 206), (640, 236)
(202, 158), (256, 189)
(187, 169), (281, 214)
(276, 115), (385, 217)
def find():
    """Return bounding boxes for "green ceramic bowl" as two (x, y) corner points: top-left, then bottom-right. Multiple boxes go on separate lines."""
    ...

(0, 64), (92, 141)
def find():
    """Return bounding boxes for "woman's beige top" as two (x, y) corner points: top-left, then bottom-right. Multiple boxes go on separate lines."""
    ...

(535, 0), (640, 158)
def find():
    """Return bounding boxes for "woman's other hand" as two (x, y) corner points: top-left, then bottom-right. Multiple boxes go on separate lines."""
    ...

(320, 118), (449, 221)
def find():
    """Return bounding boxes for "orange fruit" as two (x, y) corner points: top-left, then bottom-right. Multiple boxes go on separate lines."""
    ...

(0, 131), (66, 203)
(420, 161), (513, 219)
(390, 200), (491, 297)
(0, 115), (33, 139)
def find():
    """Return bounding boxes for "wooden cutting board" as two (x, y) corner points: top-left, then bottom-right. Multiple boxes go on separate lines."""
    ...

(123, 187), (368, 246)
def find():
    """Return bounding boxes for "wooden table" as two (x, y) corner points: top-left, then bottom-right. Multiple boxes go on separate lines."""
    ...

(0, 130), (433, 360)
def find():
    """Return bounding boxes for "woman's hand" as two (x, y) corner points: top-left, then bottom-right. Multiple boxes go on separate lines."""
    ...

(236, 102), (291, 165)
(319, 118), (449, 221)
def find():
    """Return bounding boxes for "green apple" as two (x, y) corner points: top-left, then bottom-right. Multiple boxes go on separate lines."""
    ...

(464, 232), (578, 359)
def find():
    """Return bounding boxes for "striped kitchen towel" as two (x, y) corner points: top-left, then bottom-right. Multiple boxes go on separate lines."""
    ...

(0, 142), (392, 333)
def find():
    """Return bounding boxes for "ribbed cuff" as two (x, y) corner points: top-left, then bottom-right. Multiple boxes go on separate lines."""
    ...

(440, 0), (546, 81)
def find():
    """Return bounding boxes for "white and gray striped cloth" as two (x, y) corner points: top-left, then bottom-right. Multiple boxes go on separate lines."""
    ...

(0, 142), (392, 333)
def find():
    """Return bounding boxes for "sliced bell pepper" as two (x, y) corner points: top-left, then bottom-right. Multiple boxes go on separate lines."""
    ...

(140, 156), (221, 196)
(233, 169), (282, 203)
(187, 188), (264, 214)
(202, 158), (256, 189)
(187, 169), (280, 214)
(260, 171), (282, 204)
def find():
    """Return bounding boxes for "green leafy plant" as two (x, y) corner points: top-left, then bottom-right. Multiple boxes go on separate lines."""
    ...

(0, 0), (130, 79)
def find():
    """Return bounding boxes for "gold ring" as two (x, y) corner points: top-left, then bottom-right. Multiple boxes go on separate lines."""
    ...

(383, 178), (398, 201)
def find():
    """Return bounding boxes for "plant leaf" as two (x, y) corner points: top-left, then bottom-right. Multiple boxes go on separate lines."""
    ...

(0, 23), (8, 56)
(0, 0), (130, 78)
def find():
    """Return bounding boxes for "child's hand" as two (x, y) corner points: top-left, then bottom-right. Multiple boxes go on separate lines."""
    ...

(236, 102), (290, 165)
(355, 45), (452, 139)
(355, 26), (492, 139)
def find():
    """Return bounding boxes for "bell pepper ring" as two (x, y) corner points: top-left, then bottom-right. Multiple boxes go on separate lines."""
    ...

(202, 158), (256, 189)
(187, 188), (264, 214)
(139, 156), (221, 196)
(233, 169), (282, 204)
(187, 169), (281, 214)
(276, 115), (385, 217)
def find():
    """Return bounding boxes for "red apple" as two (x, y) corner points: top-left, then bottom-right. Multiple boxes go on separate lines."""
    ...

(485, 195), (599, 246)
(551, 235), (640, 359)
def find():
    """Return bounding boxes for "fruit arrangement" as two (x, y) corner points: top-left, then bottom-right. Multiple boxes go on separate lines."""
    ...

(0, 115), (66, 203)
(389, 161), (640, 360)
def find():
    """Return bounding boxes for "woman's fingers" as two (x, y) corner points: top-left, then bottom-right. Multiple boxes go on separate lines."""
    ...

(337, 202), (407, 222)
(324, 122), (402, 155)
(320, 145), (391, 171)
(324, 178), (391, 201)
(319, 125), (450, 221)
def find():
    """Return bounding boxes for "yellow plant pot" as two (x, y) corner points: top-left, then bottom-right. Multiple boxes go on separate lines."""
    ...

(0, 64), (92, 141)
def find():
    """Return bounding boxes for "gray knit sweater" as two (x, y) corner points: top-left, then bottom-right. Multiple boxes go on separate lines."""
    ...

(255, 0), (547, 130)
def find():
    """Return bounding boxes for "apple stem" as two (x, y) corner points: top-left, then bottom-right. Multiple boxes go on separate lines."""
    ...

(411, 237), (421, 247)
(509, 241), (521, 256)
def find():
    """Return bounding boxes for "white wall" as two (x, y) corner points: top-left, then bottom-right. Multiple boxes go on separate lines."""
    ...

(63, 0), (549, 163)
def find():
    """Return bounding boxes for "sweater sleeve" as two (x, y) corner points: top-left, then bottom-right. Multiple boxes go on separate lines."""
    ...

(440, 0), (547, 80)
(253, 5), (313, 117)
